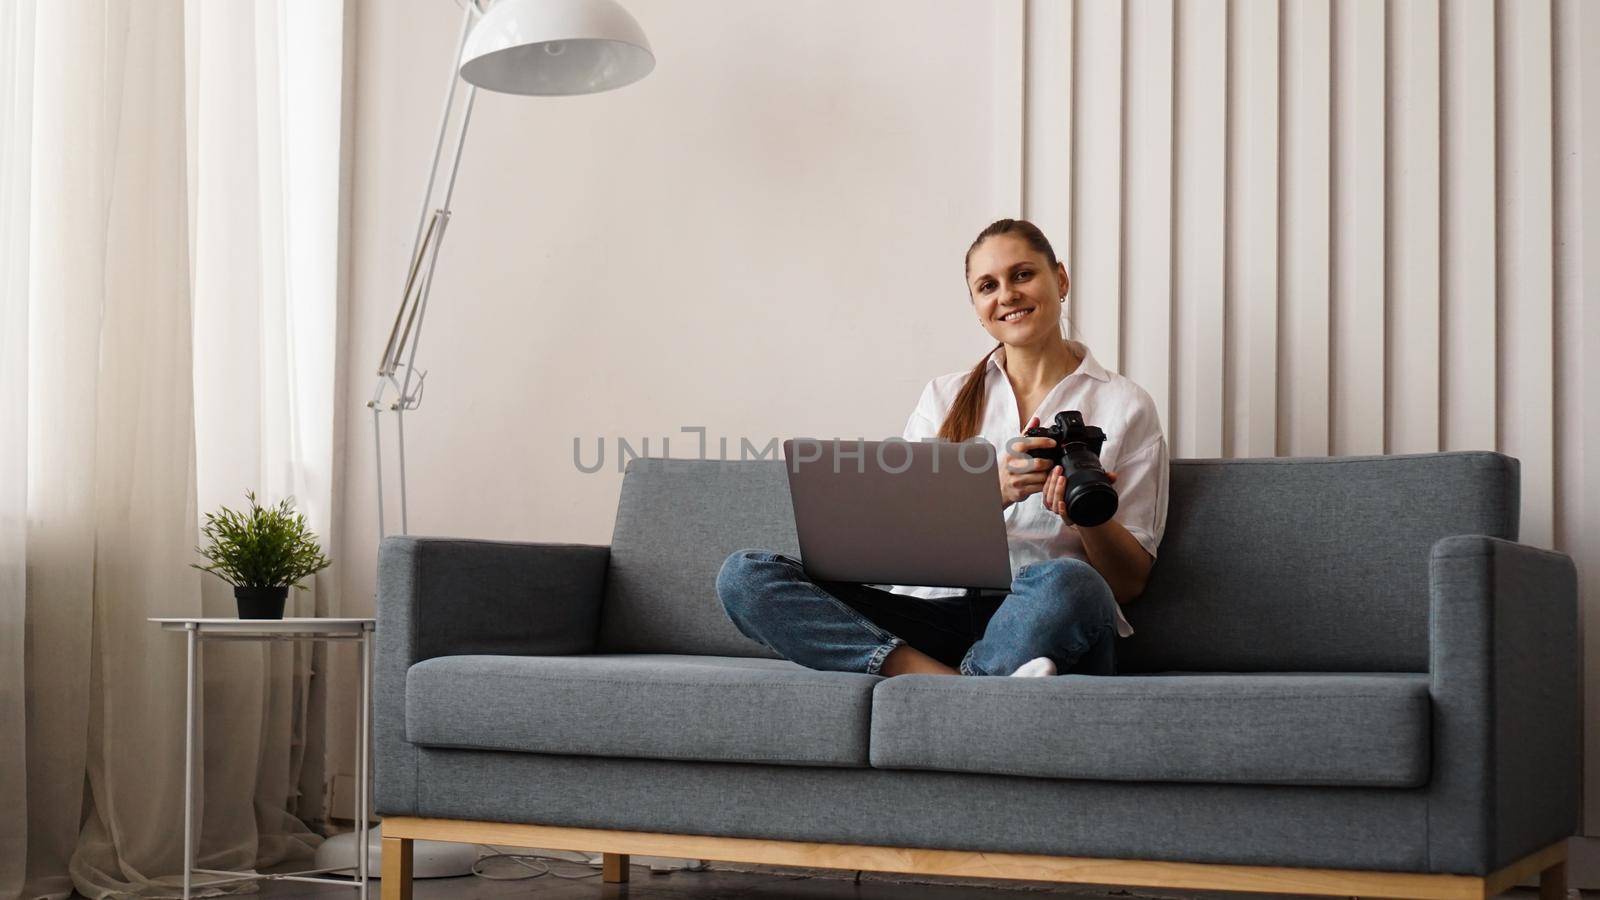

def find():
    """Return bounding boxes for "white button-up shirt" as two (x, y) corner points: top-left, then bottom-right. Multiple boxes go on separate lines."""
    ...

(876, 339), (1170, 639)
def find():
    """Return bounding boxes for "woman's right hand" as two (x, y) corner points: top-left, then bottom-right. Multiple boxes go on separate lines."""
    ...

(999, 415), (1057, 507)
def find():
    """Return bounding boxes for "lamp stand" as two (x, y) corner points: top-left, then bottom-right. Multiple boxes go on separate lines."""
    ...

(369, 0), (482, 540)
(349, 0), (487, 881)
(351, 0), (669, 884)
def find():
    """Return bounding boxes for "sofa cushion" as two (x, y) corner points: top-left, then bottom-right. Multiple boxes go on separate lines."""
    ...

(406, 653), (877, 767)
(870, 672), (1430, 787)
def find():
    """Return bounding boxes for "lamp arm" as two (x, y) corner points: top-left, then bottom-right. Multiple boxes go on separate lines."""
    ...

(398, 83), (476, 405)
(378, 213), (438, 377)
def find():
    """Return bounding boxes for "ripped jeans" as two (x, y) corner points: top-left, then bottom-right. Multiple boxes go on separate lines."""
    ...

(715, 550), (1118, 676)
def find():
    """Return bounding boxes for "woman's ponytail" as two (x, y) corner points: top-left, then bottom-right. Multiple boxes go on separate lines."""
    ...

(937, 343), (1001, 443)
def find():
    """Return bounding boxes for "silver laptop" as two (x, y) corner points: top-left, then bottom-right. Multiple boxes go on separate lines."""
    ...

(781, 438), (1013, 591)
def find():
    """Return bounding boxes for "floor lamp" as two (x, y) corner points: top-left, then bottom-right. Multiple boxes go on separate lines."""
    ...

(325, 0), (655, 880)
(368, 0), (654, 539)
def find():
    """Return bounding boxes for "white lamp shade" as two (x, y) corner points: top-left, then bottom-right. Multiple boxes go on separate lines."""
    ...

(459, 0), (655, 96)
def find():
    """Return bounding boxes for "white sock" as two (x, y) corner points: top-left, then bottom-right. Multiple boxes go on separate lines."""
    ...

(1010, 656), (1057, 677)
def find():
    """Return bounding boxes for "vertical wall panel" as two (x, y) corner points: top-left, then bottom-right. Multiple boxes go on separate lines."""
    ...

(1070, 0), (1124, 371)
(1495, 0), (1555, 550)
(1224, 0), (1279, 458)
(1387, 0), (1441, 455)
(1552, 0), (1599, 835)
(1330, 0), (1385, 456)
(1441, 0), (1497, 452)
(993, 0), (1026, 219)
(1023, 0), (1072, 293)
(1020, 0), (1594, 841)
(985, 0), (1024, 219)
(1172, 0), (1227, 458)
(1279, 0), (1331, 457)
(1121, 0), (1175, 437)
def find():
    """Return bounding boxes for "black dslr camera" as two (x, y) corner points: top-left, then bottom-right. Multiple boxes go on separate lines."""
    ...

(1022, 410), (1118, 527)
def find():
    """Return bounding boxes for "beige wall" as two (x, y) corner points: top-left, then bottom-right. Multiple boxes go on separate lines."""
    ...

(342, 0), (1010, 600)
(340, 0), (1598, 850)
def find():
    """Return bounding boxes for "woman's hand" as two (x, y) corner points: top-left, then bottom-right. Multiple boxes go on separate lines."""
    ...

(1043, 464), (1118, 522)
(999, 416), (1058, 507)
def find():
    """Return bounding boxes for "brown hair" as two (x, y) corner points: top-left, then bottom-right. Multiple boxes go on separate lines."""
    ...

(937, 218), (1063, 442)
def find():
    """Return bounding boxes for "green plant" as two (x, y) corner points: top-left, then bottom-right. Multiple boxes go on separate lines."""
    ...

(192, 490), (332, 590)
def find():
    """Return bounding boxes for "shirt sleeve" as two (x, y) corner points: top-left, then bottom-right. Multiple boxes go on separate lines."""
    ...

(901, 381), (941, 443)
(1110, 394), (1170, 559)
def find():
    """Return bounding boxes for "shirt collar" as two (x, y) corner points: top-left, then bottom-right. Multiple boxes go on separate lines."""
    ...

(988, 340), (1111, 384)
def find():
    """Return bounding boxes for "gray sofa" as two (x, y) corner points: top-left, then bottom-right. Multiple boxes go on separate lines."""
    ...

(374, 451), (1579, 898)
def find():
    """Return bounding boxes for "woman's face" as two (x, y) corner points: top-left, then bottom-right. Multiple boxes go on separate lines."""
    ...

(967, 234), (1069, 347)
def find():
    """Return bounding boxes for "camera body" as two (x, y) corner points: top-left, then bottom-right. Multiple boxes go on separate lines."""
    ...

(1022, 410), (1119, 527)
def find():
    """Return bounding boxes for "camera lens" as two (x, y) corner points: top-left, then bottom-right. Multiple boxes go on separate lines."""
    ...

(1066, 479), (1118, 527)
(1060, 446), (1119, 527)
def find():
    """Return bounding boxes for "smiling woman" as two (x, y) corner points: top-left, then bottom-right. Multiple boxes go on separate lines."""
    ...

(715, 219), (1170, 681)
(874, 218), (1169, 663)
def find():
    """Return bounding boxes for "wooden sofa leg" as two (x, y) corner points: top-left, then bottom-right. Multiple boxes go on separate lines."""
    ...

(381, 836), (413, 900)
(1539, 858), (1567, 900)
(602, 852), (629, 883)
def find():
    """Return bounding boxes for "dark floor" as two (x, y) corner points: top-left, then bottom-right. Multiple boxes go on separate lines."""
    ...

(145, 851), (1577, 900)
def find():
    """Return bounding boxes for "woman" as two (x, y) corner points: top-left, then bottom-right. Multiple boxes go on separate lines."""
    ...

(717, 219), (1169, 677)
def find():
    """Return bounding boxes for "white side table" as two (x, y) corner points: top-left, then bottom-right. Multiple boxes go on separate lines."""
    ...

(151, 617), (375, 900)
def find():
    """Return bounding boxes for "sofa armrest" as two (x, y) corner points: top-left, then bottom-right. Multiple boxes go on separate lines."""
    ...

(374, 535), (609, 816)
(1426, 534), (1580, 874)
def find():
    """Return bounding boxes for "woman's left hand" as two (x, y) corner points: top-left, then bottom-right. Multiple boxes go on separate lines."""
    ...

(1043, 465), (1117, 521)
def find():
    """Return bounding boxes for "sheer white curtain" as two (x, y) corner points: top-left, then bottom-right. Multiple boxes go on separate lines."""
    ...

(184, 0), (344, 875)
(0, 3), (345, 899)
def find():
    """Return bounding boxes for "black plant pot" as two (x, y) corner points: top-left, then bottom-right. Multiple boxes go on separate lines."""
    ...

(235, 585), (289, 620)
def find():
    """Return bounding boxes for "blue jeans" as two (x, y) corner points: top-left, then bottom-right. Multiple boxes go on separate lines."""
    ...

(715, 550), (1118, 676)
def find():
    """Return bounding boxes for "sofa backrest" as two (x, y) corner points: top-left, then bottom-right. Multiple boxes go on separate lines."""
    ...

(596, 459), (794, 660)
(593, 451), (1519, 673)
(1119, 451), (1517, 673)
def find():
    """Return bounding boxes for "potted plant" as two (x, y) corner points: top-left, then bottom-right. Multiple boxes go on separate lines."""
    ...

(193, 490), (332, 619)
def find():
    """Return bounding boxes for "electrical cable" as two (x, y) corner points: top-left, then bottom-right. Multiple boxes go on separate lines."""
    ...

(469, 845), (603, 881)
(468, 845), (707, 881)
